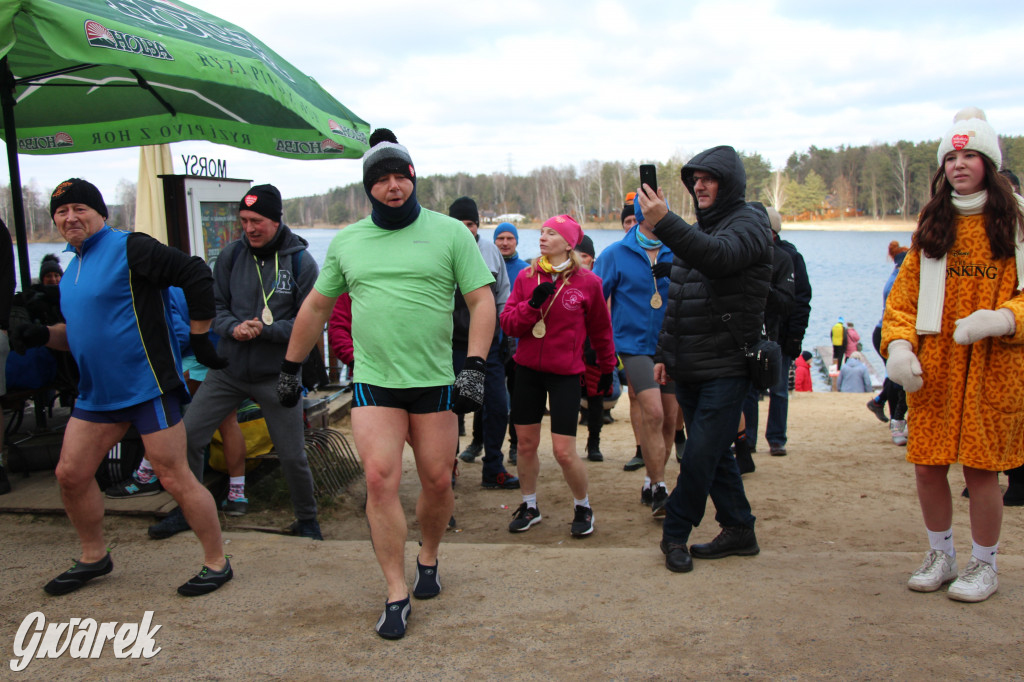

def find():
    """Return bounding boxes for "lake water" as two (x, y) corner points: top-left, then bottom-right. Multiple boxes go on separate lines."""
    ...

(25, 224), (913, 392)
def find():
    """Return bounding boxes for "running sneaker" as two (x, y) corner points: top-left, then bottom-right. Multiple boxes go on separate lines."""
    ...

(947, 557), (998, 602)
(907, 549), (958, 592)
(866, 398), (888, 422)
(177, 559), (233, 597)
(508, 503), (542, 533)
(105, 473), (163, 498)
(458, 441), (482, 463)
(570, 505), (594, 537)
(412, 557), (441, 599)
(220, 497), (249, 516)
(482, 472), (520, 489)
(44, 554), (113, 595)
(890, 419), (908, 447)
(376, 596), (411, 640)
(640, 486), (653, 506)
(651, 487), (668, 518)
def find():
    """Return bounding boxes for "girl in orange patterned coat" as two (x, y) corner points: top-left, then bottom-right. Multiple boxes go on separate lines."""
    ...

(882, 107), (1024, 603)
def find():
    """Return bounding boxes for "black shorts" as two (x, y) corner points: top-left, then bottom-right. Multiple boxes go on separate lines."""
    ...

(72, 393), (183, 435)
(510, 366), (582, 437)
(352, 383), (453, 414)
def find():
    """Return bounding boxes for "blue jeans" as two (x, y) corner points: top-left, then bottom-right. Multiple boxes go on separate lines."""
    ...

(663, 375), (756, 543)
(743, 353), (790, 449)
(453, 342), (509, 478)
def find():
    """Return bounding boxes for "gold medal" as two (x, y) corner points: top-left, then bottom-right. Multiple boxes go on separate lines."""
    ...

(261, 306), (274, 326)
(532, 319), (547, 338)
(651, 292), (663, 309)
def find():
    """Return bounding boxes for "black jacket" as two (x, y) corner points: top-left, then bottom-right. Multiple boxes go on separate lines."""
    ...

(653, 146), (773, 382)
(764, 231), (795, 342)
(775, 238), (812, 358)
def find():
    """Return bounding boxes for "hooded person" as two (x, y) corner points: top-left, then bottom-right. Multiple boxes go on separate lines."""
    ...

(279, 128), (497, 639)
(637, 145), (772, 574)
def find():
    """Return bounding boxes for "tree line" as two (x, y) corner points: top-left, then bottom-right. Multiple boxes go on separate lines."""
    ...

(0, 179), (135, 242)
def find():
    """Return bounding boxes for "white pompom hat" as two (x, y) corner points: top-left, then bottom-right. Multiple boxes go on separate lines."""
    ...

(936, 106), (1001, 168)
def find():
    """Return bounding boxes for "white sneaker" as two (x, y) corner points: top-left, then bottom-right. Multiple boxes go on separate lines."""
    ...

(907, 550), (958, 592)
(947, 557), (998, 602)
(890, 419), (907, 446)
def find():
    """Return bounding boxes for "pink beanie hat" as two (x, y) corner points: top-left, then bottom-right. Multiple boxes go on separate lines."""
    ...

(541, 214), (582, 249)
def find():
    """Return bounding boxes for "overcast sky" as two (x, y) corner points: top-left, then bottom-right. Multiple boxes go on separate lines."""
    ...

(6, 0), (1024, 202)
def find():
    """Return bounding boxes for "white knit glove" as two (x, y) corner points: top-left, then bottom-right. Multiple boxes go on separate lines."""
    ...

(886, 340), (923, 393)
(953, 308), (1016, 345)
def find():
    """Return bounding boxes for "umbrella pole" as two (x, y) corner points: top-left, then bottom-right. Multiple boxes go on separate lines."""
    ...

(1, 57), (32, 292)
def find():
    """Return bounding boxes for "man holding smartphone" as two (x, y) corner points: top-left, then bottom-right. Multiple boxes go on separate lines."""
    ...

(639, 146), (773, 574)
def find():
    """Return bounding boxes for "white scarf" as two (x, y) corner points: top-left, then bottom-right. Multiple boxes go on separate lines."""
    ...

(916, 190), (1024, 334)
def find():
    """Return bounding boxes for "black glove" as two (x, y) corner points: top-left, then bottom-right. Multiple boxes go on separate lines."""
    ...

(597, 372), (613, 396)
(452, 356), (486, 415)
(651, 262), (672, 279)
(15, 323), (49, 350)
(528, 281), (556, 308)
(277, 359), (303, 408)
(190, 333), (229, 370)
(782, 337), (802, 359)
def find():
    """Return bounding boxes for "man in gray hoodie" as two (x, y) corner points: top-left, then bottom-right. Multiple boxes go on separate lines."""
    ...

(148, 184), (322, 540)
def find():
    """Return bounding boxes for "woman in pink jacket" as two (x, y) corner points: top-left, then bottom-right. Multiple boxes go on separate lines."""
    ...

(500, 215), (616, 538)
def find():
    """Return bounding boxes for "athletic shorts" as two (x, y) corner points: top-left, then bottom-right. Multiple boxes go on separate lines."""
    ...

(510, 365), (581, 437)
(181, 354), (208, 383)
(620, 353), (675, 394)
(352, 383), (453, 414)
(72, 392), (183, 435)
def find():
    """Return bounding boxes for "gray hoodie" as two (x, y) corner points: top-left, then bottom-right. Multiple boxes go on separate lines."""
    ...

(212, 224), (318, 381)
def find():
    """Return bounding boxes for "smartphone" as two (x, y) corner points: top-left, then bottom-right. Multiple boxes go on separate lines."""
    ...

(639, 164), (658, 194)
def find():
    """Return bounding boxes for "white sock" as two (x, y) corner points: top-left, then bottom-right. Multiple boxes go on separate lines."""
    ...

(654, 481), (667, 491)
(228, 476), (246, 500)
(972, 541), (998, 571)
(523, 493), (537, 509)
(136, 458), (156, 482)
(574, 496), (590, 509)
(643, 477), (651, 490)
(927, 527), (955, 558)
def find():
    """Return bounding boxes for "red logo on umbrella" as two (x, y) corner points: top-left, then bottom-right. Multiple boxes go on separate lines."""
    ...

(952, 133), (970, 150)
(243, 195), (258, 207)
(54, 132), (73, 147)
(85, 20), (113, 43)
(322, 140), (345, 153)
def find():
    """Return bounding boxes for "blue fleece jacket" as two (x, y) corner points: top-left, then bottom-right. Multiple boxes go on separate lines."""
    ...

(593, 225), (674, 356)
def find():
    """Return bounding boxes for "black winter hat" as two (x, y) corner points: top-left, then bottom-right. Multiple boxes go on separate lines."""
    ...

(575, 234), (595, 259)
(620, 204), (634, 224)
(362, 128), (416, 194)
(448, 196), (479, 224)
(50, 178), (108, 219)
(39, 253), (63, 280)
(239, 184), (283, 223)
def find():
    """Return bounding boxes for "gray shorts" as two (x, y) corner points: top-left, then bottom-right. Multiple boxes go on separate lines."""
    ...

(621, 353), (674, 394)
(0, 331), (8, 397)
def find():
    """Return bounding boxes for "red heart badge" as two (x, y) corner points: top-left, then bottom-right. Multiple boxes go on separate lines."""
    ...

(951, 134), (970, 150)
(244, 195), (257, 206)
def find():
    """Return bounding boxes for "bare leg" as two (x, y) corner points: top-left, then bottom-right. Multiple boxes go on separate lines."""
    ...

(55, 418), (129, 563)
(915, 463), (952, 532)
(351, 406), (412, 602)
(514, 423), (542, 496)
(627, 383), (642, 451)
(144, 422), (225, 570)
(408, 410), (458, 566)
(551, 433), (588, 500)
(963, 466), (1002, 546)
(636, 387), (668, 484)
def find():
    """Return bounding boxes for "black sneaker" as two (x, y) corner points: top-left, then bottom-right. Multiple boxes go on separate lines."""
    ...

(570, 505), (594, 537)
(586, 441), (604, 462)
(651, 487), (668, 518)
(148, 507), (190, 540)
(640, 486), (653, 506)
(660, 538), (693, 573)
(690, 525), (759, 559)
(458, 441), (482, 463)
(44, 553), (113, 595)
(412, 557), (441, 599)
(508, 502), (542, 532)
(177, 559), (233, 596)
(288, 518), (324, 540)
(220, 497), (249, 516)
(482, 472), (520, 489)
(866, 398), (888, 422)
(105, 474), (163, 498)
(376, 596), (411, 640)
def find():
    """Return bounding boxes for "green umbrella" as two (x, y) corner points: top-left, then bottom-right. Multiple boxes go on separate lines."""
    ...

(1, 0), (370, 289)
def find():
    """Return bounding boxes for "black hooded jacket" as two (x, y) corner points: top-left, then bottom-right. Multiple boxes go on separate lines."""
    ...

(652, 145), (773, 382)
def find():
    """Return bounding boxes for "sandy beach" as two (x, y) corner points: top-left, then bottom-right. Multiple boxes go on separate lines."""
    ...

(2, 391), (1022, 679)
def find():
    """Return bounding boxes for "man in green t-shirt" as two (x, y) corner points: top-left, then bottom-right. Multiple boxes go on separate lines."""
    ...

(279, 129), (495, 640)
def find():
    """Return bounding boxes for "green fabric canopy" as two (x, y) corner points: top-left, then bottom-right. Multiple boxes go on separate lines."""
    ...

(1, 0), (370, 288)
